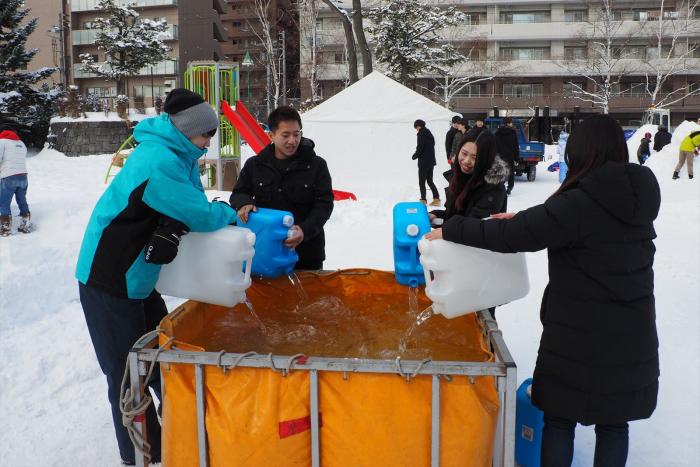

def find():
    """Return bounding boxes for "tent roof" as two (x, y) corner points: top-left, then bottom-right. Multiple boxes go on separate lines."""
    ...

(301, 71), (456, 124)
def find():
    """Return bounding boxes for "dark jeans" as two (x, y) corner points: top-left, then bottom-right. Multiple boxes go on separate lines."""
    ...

(507, 161), (515, 192)
(418, 165), (439, 200)
(295, 258), (323, 270)
(541, 415), (629, 467)
(0, 174), (29, 216)
(79, 282), (167, 464)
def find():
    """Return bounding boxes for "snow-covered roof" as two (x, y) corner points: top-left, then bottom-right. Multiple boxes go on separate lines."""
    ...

(302, 71), (456, 124)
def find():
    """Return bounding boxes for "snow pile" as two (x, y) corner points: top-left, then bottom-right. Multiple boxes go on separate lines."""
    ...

(51, 109), (160, 123)
(302, 71), (455, 200)
(641, 120), (700, 175)
(670, 120), (700, 146)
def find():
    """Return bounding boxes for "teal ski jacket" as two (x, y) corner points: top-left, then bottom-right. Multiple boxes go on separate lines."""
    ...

(76, 114), (237, 299)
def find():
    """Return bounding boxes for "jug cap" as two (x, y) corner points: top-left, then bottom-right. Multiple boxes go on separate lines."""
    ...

(282, 215), (294, 227)
(406, 224), (420, 237)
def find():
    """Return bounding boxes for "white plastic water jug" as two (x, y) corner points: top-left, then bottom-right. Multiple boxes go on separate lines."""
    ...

(156, 226), (256, 307)
(418, 238), (530, 319)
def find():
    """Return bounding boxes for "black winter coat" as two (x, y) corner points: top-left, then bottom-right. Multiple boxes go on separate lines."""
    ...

(433, 156), (509, 221)
(638, 137), (651, 156)
(445, 127), (459, 161)
(464, 125), (487, 142)
(442, 162), (660, 425)
(230, 138), (334, 266)
(494, 126), (520, 164)
(412, 127), (436, 168)
(653, 129), (671, 151)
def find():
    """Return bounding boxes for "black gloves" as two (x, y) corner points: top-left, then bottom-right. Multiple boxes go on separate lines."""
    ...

(144, 216), (190, 265)
(412, 154), (418, 160)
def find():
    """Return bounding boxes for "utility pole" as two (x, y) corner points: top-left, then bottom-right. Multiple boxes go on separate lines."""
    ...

(281, 30), (287, 106)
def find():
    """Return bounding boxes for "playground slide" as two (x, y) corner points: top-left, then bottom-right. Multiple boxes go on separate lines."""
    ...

(221, 100), (356, 201)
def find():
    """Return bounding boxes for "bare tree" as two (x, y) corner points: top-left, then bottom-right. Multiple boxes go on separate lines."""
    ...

(641, 0), (700, 108)
(558, 0), (643, 114)
(299, 0), (323, 103)
(250, 0), (281, 112)
(321, 0), (359, 84)
(352, 0), (372, 76)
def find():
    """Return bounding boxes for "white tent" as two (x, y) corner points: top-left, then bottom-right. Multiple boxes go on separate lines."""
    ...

(301, 72), (457, 198)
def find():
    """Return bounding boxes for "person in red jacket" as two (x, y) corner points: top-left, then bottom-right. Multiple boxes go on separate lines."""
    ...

(0, 124), (31, 236)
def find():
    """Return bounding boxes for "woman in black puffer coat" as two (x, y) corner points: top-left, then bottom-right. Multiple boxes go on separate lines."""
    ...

(426, 115), (660, 467)
(431, 130), (508, 226)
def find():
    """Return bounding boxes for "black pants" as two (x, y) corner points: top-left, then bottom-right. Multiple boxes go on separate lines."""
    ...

(541, 415), (629, 467)
(507, 161), (515, 192)
(295, 258), (323, 270)
(79, 282), (167, 464)
(418, 165), (440, 201)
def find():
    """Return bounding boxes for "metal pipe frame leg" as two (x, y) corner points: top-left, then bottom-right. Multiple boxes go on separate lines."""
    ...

(129, 351), (149, 467)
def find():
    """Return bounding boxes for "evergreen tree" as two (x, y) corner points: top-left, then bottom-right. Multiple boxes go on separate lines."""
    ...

(0, 0), (57, 147)
(80, 0), (171, 97)
(366, 0), (466, 85)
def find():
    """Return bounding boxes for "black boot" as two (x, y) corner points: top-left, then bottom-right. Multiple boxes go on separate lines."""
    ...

(690, 174), (694, 179)
(0, 215), (10, 236)
(672, 172), (680, 179)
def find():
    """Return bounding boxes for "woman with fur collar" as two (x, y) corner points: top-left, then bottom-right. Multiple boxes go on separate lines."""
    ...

(430, 130), (509, 225)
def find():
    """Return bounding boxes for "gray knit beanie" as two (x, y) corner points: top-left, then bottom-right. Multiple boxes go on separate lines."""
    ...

(164, 88), (219, 139)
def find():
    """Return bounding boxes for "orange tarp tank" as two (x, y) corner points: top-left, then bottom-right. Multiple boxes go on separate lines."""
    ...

(159, 269), (499, 466)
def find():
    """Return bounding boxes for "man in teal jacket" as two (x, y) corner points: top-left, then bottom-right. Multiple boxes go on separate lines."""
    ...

(76, 89), (236, 465)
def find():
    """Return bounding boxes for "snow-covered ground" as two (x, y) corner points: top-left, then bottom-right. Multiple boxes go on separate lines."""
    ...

(0, 128), (698, 466)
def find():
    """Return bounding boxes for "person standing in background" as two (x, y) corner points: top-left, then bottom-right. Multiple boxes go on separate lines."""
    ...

(494, 117), (520, 196)
(653, 126), (671, 152)
(0, 124), (31, 236)
(450, 118), (468, 162)
(464, 115), (487, 141)
(637, 132), (652, 165)
(411, 119), (441, 206)
(445, 115), (462, 163)
(673, 130), (700, 179)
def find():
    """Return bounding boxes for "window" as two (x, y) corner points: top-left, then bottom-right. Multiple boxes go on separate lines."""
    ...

(611, 10), (624, 21)
(646, 45), (673, 60)
(83, 21), (96, 29)
(500, 11), (550, 24)
(503, 83), (544, 97)
(133, 85), (170, 98)
(612, 46), (645, 59)
(634, 10), (649, 21)
(334, 53), (344, 64)
(455, 84), (482, 97)
(464, 13), (483, 25)
(315, 19), (322, 30)
(627, 82), (646, 95)
(86, 86), (116, 97)
(500, 47), (550, 60)
(564, 10), (588, 23)
(690, 43), (700, 58)
(564, 46), (586, 59)
(563, 82), (585, 96)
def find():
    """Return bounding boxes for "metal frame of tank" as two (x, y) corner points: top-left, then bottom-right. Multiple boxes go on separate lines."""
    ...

(128, 309), (517, 467)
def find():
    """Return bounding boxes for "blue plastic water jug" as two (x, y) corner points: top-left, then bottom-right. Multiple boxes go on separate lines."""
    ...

(238, 207), (299, 278)
(393, 202), (431, 287)
(515, 378), (544, 467)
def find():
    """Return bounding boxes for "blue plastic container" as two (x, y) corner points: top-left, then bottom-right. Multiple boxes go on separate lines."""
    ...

(393, 202), (431, 287)
(515, 378), (544, 467)
(238, 207), (299, 278)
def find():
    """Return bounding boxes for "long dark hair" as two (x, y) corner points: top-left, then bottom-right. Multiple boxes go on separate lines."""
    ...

(553, 114), (628, 197)
(449, 130), (498, 210)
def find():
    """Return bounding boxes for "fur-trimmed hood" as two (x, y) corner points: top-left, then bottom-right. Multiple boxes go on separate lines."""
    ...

(484, 156), (510, 185)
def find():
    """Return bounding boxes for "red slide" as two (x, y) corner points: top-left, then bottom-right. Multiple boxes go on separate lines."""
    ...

(221, 100), (357, 201)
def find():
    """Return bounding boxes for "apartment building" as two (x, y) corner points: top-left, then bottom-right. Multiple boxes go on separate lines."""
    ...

(23, 0), (69, 88)
(220, 0), (299, 119)
(68, 0), (228, 105)
(301, 1), (700, 126)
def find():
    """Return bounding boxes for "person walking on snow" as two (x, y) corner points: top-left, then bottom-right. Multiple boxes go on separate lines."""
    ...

(673, 130), (700, 179)
(76, 88), (238, 465)
(425, 114), (659, 467)
(412, 119), (441, 206)
(637, 132), (652, 165)
(494, 117), (520, 195)
(653, 125), (671, 152)
(0, 124), (31, 236)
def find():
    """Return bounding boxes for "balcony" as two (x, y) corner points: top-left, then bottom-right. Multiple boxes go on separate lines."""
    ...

(72, 24), (179, 45)
(73, 59), (179, 79)
(72, 0), (178, 12)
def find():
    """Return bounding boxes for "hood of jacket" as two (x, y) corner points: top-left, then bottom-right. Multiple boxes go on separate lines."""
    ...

(484, 156), (510, 185)
(133, 114), (207, 163)
(0, 130), (20, 141)
(577, 161), (660, 225)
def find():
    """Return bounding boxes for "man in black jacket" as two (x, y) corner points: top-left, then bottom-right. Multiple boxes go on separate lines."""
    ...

(230, 106), (334, 270)
(444, 115), (462, 163)
(412, 119), (440, 206)
(653, 125), (671, 152)
(494, 117), (520, 195)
